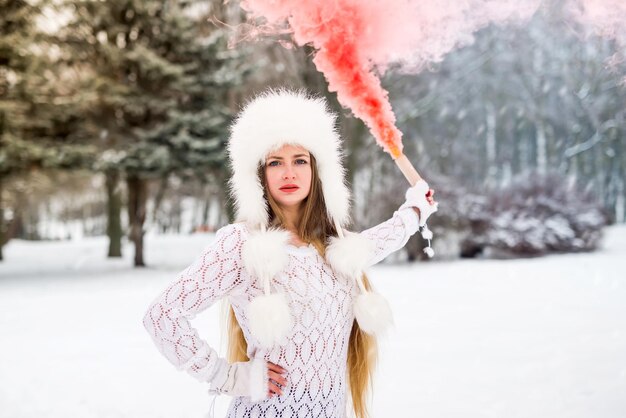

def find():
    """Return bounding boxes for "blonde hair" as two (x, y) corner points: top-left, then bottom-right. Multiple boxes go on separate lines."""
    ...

(223, 151), (378, 418)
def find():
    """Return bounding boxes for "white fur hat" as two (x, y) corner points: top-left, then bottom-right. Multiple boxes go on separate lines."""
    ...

(227, 88), (351, 228)
(226, 89), (393, 348)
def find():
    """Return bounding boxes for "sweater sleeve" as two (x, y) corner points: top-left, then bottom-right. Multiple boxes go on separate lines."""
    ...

(142, 223), (249, 384)
(360, 207), (420, 266)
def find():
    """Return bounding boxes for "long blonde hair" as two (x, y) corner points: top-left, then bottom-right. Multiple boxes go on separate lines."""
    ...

(223, 151), (378, 418)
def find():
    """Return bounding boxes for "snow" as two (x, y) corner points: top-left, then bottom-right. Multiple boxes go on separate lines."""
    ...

(1, 226), (625, 418)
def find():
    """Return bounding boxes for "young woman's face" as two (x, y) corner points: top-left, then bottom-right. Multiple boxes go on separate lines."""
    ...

(264, 144), (312, 211)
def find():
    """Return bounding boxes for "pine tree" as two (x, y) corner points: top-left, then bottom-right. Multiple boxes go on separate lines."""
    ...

(0, 0), (46, 260)
(58, 0), (250, 266)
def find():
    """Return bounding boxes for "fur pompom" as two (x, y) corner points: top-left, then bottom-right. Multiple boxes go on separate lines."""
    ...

(248, 292), (293, 348)
(354, 291), (394, 337)
(423, 247), (435, 258)
(326, 232), (375, 279)
(242, 227), (291, 280)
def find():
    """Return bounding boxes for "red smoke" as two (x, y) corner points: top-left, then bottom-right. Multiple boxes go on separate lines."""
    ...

(240, 0), (625, 157)
(242, 0), (419, 157)
(310, 6), (404, 158)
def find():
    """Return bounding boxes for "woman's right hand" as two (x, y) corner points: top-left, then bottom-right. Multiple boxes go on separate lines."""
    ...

(267, 361), (289, 398)
(207, 358), (288, 402)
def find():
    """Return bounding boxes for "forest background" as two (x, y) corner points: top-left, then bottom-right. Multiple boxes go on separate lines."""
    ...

(1, 0), (625, 266)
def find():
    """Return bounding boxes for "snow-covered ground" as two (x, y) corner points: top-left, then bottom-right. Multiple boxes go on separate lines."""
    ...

(1, 226), (625, 418)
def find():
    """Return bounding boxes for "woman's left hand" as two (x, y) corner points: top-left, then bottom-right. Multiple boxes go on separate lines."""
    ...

(400, 180), (438, 227)
(425, 188), (435, 205)
(412, 188), (436, 217)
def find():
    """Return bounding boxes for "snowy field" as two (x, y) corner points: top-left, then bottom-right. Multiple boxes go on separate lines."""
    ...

(1, 225), (625, 418)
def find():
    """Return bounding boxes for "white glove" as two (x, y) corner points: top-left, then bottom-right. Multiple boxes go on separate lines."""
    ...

(398, 179), (438, 227)
(207, 357), (269, 402)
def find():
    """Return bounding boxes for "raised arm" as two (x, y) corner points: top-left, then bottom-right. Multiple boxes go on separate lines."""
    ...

(142, 223), (267, 399)
(360, 207), (421, 266)
(360, 180), (437, 266)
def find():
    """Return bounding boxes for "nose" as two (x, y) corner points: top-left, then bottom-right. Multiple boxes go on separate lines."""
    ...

(282, 165), (296, 179)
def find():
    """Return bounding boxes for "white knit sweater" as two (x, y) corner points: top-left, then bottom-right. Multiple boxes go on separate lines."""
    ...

(143, 207), (420, 418)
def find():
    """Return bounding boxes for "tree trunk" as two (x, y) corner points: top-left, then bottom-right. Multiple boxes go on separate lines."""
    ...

(127, 175), (148, 267)
(216, 167), (235, 224)
(200, 181), (213, 228)
(0, 110), (4, 260)
(342, 115), (367, 190)
(106, 169), (123, 257)
(150, 174), (169, 226)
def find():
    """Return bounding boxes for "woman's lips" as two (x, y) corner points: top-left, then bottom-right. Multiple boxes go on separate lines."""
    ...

(280, 185), (299, 193)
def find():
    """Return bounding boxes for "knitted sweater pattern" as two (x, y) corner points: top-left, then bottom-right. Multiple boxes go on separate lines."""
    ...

(143, 207), (420, 418)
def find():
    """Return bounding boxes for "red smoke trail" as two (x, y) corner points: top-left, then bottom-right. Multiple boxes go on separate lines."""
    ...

(240, 0), (625, 158)
(242, 0), (414, 158)
(310, 8), (403, 158)
(240, 0), (540, 160)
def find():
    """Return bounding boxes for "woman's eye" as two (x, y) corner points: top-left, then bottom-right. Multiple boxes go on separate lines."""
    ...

(296, 159), (308, 165)
(268, 161), (280, 167)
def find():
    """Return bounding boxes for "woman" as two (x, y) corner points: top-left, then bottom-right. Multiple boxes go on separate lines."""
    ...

(143, 89), (437, 418)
